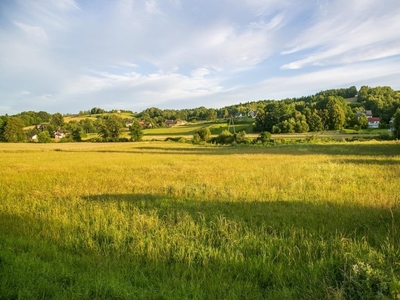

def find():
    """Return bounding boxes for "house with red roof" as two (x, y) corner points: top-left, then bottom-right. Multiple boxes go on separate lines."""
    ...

(367, 117), (380, 129)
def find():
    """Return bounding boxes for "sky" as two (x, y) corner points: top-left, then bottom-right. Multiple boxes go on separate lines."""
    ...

(1, 0), (400, 115)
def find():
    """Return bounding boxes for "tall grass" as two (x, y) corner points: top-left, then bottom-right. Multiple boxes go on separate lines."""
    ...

(0, 141), (399, 299)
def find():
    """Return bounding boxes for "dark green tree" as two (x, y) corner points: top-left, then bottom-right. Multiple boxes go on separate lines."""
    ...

(97, 115), (123, 140)
(129, 120), (143, 142)
(0, 116), (8, 141)
(80, 118), (96, 133)
(50, 113), (64, 128)
(3, 117), (26, 142)
(326, 97), (346, 130)
(307, 112), (324, 132)
(393, 109), (400, 139)
(71, 127), (82, 142)
(206, 109), (217, 121)
(37, 131), (52, 143)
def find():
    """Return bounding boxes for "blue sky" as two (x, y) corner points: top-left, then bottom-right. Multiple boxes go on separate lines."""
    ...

(1, 0), (400, 115)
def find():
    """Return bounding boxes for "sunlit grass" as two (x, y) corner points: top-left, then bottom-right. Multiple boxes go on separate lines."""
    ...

(0, 141), (399, 299)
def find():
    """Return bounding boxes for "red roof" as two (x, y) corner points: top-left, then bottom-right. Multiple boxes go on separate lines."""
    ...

(368, 117), (380, 122)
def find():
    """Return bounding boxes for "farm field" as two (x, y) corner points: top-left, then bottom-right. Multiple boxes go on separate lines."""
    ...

(0, 141), (399, 299)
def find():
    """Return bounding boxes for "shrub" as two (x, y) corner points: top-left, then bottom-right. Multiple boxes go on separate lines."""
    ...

(343, 261), (391, 299)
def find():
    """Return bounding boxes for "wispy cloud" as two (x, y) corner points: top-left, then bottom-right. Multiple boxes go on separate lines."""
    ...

(281, 0), (400, 69)
(0, 0), (399, 114)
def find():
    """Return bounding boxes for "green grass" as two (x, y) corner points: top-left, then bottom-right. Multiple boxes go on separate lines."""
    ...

(0, 141), (399, 299)
(142, 122), (253, 137)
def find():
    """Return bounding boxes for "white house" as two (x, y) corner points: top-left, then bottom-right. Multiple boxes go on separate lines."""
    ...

(367, 117), (380, 129)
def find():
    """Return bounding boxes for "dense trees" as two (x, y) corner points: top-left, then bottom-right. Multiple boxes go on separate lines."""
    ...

(50, 113), (64, 128)
(393, 109), (400, 139)
(90, 107), (106, 114)
(1, 85), (400, 143)
(13, 111), (52, 126)
(358, 86), (400, 123)
(96, 115), (124, 140)
(2, 117), (26, 142)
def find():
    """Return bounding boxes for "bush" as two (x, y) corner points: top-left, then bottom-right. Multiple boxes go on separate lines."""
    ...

(343, 261), (391, 299)
(37, 131), (53, 143)
(379, 133), (394, 141)
(254, 131), (271, 144)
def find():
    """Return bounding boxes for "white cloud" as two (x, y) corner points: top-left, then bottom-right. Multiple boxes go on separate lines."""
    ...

(0, 0), (399, 114)
(191, 68), (210, 78)
(282, 0), (400, 69)
(13, 21), (49, 44)
(145, 0), (163, 15)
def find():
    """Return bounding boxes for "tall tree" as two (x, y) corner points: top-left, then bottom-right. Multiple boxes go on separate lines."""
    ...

(3, 117), (26, 142)
(97, 115), (123, 140)
(326, 96), (346, 130)
(50, 113), (64, 128)
(129, 120), (143, 142)
(0, 116), (8, 141)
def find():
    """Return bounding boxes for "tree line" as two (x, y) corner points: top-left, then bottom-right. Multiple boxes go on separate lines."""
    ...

(1, 85), (400, 142)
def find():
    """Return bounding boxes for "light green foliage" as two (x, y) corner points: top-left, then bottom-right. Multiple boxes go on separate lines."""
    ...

(192, 133), (201, 144)
(37, 131), (52, 143)
(196, 127), (211, 141)
(0, 142), (399, 298)
(358, 114), (368, 129)
(3, 117), (26, 142)
(206, 108), (217, 121)
(256, 131), (271, 143)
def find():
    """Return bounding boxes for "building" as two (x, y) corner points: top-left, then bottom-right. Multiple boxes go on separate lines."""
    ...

(367, 117), (380, 129)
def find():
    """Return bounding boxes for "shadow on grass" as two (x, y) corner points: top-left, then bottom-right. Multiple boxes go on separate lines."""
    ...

(128, 142), (400, 157)
(1, 193), (399, 299)
(85, 192), (400, 246)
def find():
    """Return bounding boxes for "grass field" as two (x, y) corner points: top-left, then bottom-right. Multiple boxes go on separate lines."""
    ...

(1, 141), (399, 299)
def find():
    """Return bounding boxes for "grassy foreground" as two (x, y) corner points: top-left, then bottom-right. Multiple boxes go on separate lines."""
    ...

(0, 141), (399, 299)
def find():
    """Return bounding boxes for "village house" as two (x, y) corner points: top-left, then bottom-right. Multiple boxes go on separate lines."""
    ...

(36, 124), (47, 131)
(367, 117), (380, 129)
(53, 130), (67, 139)
(139, 121), (152, 128)
(357, 110), (373, 119)
(125, 119), (133, 127)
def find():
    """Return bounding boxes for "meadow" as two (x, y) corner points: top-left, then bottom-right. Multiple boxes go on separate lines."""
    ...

(0, 141), (399, 299)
